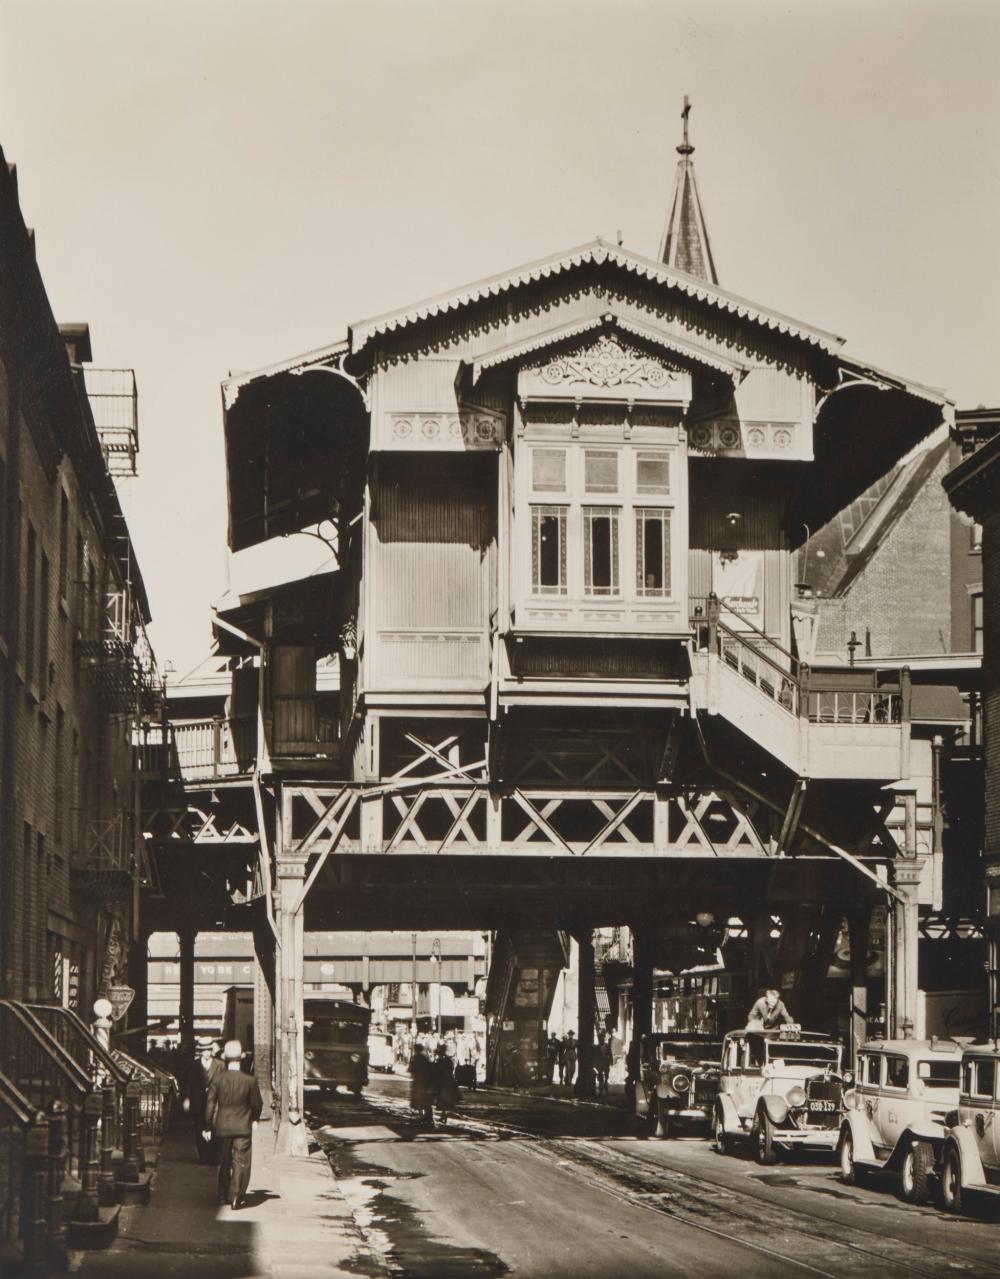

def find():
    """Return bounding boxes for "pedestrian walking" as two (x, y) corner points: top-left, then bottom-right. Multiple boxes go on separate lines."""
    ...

(203, 1040), (263, 1211)
(546, 1033), (562, 1084)
(560, 1030), (577, 1088)
(186, 1039), (222, 1165)
(409, 1041), (436, 1127)
(433, 1043), (458, 1124)
(595, 1032), (612, 1097)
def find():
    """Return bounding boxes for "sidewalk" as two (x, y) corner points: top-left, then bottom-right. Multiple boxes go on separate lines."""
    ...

(69, 1119), (387, 1279)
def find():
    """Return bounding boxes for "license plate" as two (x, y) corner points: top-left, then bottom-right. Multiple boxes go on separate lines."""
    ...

(808, 1099), (836, 1112)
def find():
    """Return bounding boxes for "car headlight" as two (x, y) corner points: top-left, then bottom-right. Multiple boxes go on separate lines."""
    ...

(671, 1073), (691, 1093)
(349, 1053), (361, 1063)
(840, 1070), (854, 1087)
(304, 1051), (314, 1061)
(787, 1086), (806, 1107)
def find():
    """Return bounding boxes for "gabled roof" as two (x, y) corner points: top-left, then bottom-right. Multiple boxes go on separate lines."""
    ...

(348, 239), (845, 356)
(945, 425), (1000, 521)
(466, 309), (749, 384)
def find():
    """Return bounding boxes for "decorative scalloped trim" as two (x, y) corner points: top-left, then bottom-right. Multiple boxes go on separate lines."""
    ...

(350, 242), (844, 354)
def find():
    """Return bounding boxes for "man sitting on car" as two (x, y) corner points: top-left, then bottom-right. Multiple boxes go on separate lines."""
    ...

(747, 988), (794, 1030)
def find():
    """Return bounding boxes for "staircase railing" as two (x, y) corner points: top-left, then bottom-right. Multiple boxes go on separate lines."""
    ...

(485, 939), (517, 1086)
(0, 1071), (51, 1274)
(0, 1002), (98, 1225)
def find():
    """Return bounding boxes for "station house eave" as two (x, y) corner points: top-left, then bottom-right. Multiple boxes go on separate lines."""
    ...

(222, 238), (953, 555)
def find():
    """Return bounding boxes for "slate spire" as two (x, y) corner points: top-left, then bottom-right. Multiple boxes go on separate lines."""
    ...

(659, 97), (718, 284)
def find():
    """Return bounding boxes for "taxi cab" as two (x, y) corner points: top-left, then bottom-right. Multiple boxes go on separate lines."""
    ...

(940, 1044), (1000, 1214)
(838, 1038), (962, 1203)
(712, 1026), (848, 1164)
(634, 1033), (721, 1137)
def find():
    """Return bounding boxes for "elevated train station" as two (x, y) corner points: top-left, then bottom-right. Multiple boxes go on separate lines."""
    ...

(141, 109), (959, 1136)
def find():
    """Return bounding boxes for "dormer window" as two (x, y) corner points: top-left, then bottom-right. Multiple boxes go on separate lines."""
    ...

(516, 418), (686, 633)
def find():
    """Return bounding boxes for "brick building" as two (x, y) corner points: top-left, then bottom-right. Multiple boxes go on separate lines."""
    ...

(799, 430), (981, 664)
(945, 421), (1000, 1032)
(0, 151), (158, 1016)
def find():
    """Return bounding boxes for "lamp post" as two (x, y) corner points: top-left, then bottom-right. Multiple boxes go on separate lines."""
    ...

(432, 938), (442, 1039)
(411, 932), (418, 1036)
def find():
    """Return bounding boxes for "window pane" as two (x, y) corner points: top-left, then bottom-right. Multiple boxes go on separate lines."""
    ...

(584, 508), (619, 596)
(584, 449), (618, 494)
(637, 451), (670, 495)
(532, 448), (566, 492)
(885, 1055), (909, 1088)
(635, 509), (670, 597)
(976, 1058), (995, 1097)
(532, 506), (566, 594)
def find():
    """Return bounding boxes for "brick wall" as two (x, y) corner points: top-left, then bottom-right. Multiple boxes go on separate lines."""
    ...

(813, 448), (954, 659)
(0, 155), (145, 1012)
(984, 511), (1000, 858)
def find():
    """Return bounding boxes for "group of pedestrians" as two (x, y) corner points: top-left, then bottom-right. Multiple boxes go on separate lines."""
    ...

(184, 1037), (263, 1210)
(545, 1030), (614, 1093)
(408, 1041), (459, 1127)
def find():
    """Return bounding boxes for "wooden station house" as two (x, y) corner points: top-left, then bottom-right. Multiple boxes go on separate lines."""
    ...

(189, 106), (953, 1123)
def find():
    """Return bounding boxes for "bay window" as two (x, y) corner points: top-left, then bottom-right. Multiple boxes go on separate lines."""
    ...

(524, 440), (676, 609)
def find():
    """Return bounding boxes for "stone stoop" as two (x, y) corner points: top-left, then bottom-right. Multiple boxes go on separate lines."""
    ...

(65, 1204), (120, 1250)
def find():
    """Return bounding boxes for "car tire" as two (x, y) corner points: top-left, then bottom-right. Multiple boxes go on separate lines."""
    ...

(838, 1128), (866, 1185)
(712, 1106), (731, 1156)
(752, 1110), (778, 1166)
(900, 1140), (933, 1204)
(939, 1145), (964, 1215)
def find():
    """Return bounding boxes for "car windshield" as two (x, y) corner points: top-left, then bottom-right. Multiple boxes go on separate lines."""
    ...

(766, 1042), (839, 1068)
(657, 1041), (719, 1063)
(921, 1061), (961, 1089)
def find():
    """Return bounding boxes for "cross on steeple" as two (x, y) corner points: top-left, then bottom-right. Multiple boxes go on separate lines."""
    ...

(658, 96), (718, 283)
(680, 95), (692, 154)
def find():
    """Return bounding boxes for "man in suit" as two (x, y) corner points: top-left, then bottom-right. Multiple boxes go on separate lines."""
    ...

(187, 1040), (223, 1165)
(203, 1039), (263, 1210)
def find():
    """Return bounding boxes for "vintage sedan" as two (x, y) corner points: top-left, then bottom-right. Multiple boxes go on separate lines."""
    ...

(713, 1026), (848, 1164)
(838, 1038), (962, 1203)
(940, 1045), (1000, 1215)
(634, 1033), (721, 1137)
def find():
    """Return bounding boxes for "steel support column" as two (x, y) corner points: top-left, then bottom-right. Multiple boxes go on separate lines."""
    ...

(848, 908), (870, 1063)
(626, 925), (654, 1107)
(275, 858), (306, 1131)
(889, 861), (923, 1039)
(178, 926), (196, 1060)
(574, 928), (596, 1098)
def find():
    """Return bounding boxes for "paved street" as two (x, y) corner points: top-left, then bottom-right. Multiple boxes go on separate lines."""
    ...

(309, 1076), (1000, 1279)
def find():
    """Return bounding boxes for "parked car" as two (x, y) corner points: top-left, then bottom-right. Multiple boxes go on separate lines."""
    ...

(939, 1045), (1000, 1215)
(838, 1038), (962, 1203)
(635, 1033), (721, 1137)
(713, 1026), (848, 1163)
(368, 1031), (395, 1073)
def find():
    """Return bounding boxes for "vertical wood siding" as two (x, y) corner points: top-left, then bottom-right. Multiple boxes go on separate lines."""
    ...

(371, 455), (496, 684)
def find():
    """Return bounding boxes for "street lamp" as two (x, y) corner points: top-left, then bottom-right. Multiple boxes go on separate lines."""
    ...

(432, 938), (442, 1039)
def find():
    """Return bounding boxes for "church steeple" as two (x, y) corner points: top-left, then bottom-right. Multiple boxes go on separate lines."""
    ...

(659, 97), (718, 284)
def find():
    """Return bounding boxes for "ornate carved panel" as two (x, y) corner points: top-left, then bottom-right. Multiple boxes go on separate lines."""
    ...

(519, 334), (692, 406)
(687, 418), (801, 458)
(376, 405), (506, 451)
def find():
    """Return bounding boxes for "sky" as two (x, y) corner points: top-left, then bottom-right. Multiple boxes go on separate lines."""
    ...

(1, 0), (998, 679)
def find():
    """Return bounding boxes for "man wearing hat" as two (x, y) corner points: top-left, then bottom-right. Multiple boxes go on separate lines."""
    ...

(203, 1040), (263, 1210)
(186, 1039), (223, 1165)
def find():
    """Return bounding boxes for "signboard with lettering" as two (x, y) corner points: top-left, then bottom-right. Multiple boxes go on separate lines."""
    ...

(107, 984), (135, 1023)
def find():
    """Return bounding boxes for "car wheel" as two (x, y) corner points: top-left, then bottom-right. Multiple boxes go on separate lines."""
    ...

(838, 1127), (862, 1184)
(939, 1145), (964, 1215)
(712, 1106), (731, 1155)
(752, 1111), (777, 1166)
(900, 1140), (933, 1204)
